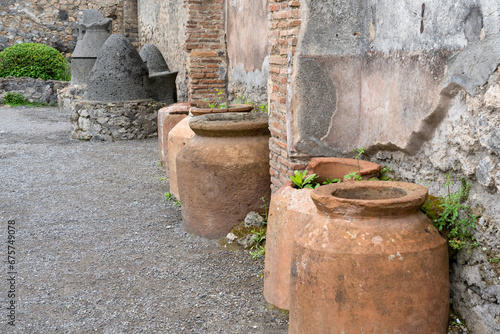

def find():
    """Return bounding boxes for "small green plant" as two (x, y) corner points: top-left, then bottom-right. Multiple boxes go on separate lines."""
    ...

(259, 103), (269, 113)
(164, 192), (181, 207)
(379, 165), (394, 181)
(2, 92), (30, 106)
(1, 92), (47, 107)
(251, 245), (266, 259)
(250, 228), (267, 259)
(233, 94), (253, 105)
(345, 171), (362, 181)
(206, 89), (227, 108)
(290, 170), (320, 189)
(352, 147), (365, 172)
(489, 254), (500, 263)
(0, 43), (69, 81)
(422, 174), (477, 253)
(260, 196), (269, 222)
(323, 177), (341, 184)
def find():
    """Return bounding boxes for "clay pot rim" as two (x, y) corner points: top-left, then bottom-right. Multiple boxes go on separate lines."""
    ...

(189, 103), (254, 116)
(189, 112), (269, 137)
(159, 102), (194, 115)
(311, 181), (428, 216)
(306, 157), (381, 178)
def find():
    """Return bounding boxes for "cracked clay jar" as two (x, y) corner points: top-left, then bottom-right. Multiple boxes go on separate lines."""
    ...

(289, 181), (449, 334)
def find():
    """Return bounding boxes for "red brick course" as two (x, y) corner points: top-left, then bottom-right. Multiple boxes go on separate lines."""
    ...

(268, 0), (308, 192)
(186, 0), (227, 102)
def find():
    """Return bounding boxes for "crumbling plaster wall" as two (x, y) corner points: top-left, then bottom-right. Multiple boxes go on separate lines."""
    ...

(270, 0), (500, 332)
(226, 0), (269, 105)
(0, 0), (138, 54)
(137, 0), (188, 101)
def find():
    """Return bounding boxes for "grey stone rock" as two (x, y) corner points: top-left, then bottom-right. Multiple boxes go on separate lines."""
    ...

(140, 44), (170, 73)
(58, 9), (69, 21)
(244, 211), (265, 228)
(86, 34), (149, 101)
(477, 157), (495, 187)
(236, 234), (256, 249)
(487, 127), (500, 156)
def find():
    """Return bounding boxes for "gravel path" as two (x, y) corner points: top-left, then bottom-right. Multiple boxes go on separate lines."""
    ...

(0, 106), (288, 333)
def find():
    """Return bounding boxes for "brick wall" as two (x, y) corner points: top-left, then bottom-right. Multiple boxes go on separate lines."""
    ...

(268, 0), (306, 192)
(186, 0), (227, 103)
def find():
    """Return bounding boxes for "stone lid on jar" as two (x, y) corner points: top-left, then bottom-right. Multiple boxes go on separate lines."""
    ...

(189, 112), (270, 137)
(311, 181), (428, 217)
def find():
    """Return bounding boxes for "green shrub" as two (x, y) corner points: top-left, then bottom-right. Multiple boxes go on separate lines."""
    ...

(0, 43), (69, 81)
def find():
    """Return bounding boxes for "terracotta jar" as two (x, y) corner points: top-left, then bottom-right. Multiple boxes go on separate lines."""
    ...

(264, 158), (381, 310)
(158, 102), (192, 172)
(167, 116), (194, 200)
(289, 181), (449, 334)
(176, 112), (271, 239)
(167, 103), (254, 200)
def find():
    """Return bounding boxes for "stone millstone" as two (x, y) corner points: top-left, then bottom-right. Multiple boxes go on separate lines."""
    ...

(140, 44), (170, 74)
(86, 34), (149, 101)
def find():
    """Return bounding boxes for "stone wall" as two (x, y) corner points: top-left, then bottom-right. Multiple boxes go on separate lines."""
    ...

(69, 98), (164, 141)
(0, 0), (138, 55)
(268, 0), (500, 332)
(0, 77), (69, 104)
(137, 0), (189, 102)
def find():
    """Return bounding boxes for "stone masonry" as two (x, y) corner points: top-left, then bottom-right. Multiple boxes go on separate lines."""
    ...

(0, 77), (69, 105)
(0, 0), (138, 55)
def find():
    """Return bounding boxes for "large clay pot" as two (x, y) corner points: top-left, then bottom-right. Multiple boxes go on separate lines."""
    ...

(264, 158), (381, 310)
(167, 103), (254, 200)
(167, 116), (195, 199)
(158, 102), (192, 171)
(176, 112), (271, 239)
(289, 181), (449, 334)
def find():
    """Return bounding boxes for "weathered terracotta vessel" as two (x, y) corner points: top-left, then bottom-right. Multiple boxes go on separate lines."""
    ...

(167, 103), (254, 199)
(289, 181), (449, 334)
(167, 116), (194, 199)
(158, 102), (192, 171)
(176, 112), (271, 239)
(264, 158), (381, 310)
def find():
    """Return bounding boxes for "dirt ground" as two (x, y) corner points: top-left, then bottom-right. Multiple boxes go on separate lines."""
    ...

(0, 106), (288, 333)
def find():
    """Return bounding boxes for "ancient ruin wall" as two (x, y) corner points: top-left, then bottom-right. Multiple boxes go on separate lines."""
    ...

(137, 0), (189, 102)
(137, 0), (269, 104)
(0, 0), (138, 55)
(226, 0), (269, 105)
(269, 1), (500, 332)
